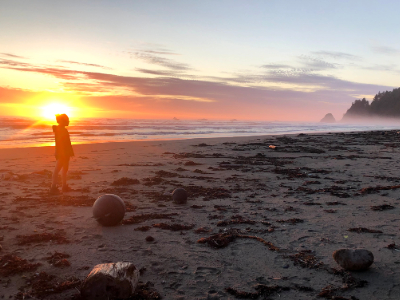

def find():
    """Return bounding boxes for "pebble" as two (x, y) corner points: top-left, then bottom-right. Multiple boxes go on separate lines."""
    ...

(146, 236), (154, 242)
(333, 248), (374, 271)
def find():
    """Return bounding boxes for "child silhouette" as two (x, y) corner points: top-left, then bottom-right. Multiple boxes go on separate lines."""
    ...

(50, 114), (74, 194)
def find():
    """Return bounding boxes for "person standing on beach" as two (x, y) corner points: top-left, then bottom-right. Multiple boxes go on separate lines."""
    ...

(50, 114), (74, 194)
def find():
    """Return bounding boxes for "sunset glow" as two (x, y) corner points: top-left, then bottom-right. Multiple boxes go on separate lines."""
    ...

(1, 2), (400, 121)
(41, 103), (72, 120)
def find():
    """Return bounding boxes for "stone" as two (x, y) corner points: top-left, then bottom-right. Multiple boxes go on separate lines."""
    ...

(81, 262), (139, 300)
(93, 194), (126, 226)
(172, 188), (188, 204)
(320, 113), (336, 123)
(333, 248), (374, 271)
(145, 236), (154, 242)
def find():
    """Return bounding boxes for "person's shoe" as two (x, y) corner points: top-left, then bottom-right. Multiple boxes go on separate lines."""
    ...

(62, 185), (72, 193)
(49, 186), (60, 195)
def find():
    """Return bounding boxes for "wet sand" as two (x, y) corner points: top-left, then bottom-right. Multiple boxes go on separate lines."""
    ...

(1, 130), (400, 299)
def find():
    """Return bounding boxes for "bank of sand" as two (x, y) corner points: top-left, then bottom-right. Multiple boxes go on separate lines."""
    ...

(1, 131), (400, 299)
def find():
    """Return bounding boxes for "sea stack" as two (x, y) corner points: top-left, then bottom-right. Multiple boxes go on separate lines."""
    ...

(320, 113), (336, 123)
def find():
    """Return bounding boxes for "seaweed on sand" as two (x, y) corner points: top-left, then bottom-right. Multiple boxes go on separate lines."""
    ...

(0, 254), (41, 276)
(122, 213), (177, 225)
(16, 231), (70, 245)
(14, 271), (81, 299)
(152, 223), (194, 231)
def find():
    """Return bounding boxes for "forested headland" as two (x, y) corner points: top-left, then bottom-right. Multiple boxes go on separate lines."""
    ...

(343, 88), (400, 120)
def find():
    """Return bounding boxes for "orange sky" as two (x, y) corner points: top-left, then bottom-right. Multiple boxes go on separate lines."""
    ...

(1, 1), (399, 122)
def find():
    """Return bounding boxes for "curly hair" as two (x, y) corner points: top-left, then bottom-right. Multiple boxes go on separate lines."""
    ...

(55, 114), (69, 125)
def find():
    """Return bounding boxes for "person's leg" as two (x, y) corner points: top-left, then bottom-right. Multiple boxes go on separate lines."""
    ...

(51, 159), (63, 191)
(61, 157), (70, 190)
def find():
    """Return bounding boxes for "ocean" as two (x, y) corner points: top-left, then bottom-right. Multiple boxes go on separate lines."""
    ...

(1, 117), (400, 149)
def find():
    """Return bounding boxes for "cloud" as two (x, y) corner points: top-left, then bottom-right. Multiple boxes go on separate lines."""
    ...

(298, 55), (339, 71)
(0, 58), (31, 68)
(260, 64), (292, 69)
(132, 50), (191, 71)
(135, 68), (183, 76)
(311, 51), (361, 60)
(1, 56), (397, 120)
(372, 46), (400, 55)
(141, 49), (179, 55)
(0, 53), (26, 59)
(58, 60), (111, 69)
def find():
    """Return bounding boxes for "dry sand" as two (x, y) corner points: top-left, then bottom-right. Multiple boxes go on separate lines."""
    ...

(1, 130), (400, 299)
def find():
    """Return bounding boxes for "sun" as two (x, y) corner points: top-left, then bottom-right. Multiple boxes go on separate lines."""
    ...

(41, 103), (72, 120)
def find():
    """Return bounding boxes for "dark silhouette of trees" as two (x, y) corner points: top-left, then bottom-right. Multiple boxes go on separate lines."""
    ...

(342, 87), (400, 120)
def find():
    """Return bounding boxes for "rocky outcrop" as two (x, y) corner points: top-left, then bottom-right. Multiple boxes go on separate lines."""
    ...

(320, 113), (336, 123)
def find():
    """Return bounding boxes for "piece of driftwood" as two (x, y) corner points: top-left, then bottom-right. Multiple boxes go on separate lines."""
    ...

(81, 262), (139, 300)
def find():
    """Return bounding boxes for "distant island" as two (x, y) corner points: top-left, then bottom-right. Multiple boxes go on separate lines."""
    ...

(320, 113), (336, 123)
(342, 87), (400, 121)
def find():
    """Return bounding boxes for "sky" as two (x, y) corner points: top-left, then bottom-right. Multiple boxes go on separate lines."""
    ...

(0, 0), (399, 121)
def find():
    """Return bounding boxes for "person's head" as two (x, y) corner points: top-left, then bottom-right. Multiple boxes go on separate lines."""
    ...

(56, 114), (69, 126)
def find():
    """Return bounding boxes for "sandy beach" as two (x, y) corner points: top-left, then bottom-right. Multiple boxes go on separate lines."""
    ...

(1, 130), (400, 299)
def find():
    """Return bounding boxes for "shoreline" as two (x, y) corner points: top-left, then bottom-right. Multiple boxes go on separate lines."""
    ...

(1, 129), (400, 299)
(1, 126), (400, 152)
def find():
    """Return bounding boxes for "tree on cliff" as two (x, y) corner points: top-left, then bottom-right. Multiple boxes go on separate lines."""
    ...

(342, 87), (400, 120)
(342, 98), (370, 120)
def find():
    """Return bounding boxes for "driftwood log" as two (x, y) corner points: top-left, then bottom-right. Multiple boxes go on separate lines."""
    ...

(81, 262), (139, 300)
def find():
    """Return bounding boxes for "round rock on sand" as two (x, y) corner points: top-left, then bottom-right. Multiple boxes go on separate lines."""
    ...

(172, 188), (188, 204)
(333, 248), (374, 271)
(93, 194), (126, 226)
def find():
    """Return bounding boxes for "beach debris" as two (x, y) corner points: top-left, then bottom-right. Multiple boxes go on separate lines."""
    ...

(184, 160), (202, 166)
(197, 232), (237, 249)
(81, 262), (139, 300)
(276, 218), (304, 225)
(172, 188), (188, 204)
(0, 254), (41, 276)
(142, 176), (165, 186)
(286, 250), (324, 269)
(152, 223), (194, 231)
(111, 177), (140, 186)
(194, 227), (212, 233)
(217, 215), (256, 226)
(269, 145), (277, 149)
(385, 243), (400, 251)
(16, 231), (70, 245)
(191, 204), (205, 209)
(348, 227), (382, 234)
(45, 251), (71, 268)
(14, 271), (81, 299)
(14, 194), (97, 207)
(155, 170), (180, 178)
(131, 281), (162, 299)
(198, 229), (279, 251)
(324, 209), (337, 213)
(134, 226), (152, 231)
(225, 284), (290, 299)
(145, 236), (154, 242)
(370, 204), (395, 211)
(333, 249), (374, 271)
(359, 184), (400, 194)
(93, 194), (126, 226)
(326, 201), (347, 205)
(122, 213), (177, 225)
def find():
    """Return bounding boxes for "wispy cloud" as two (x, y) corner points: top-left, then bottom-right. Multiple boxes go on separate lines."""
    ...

(135, 68), (183, 76)
(58, 60), (111, 69)
(311, 51), (361, 60)
(260, 64), (292, 69)
(298, 55), (339, 71)
(131, 50), (191, 71)
(0, 53), (26, 59)
(372, 46), (400, 55)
